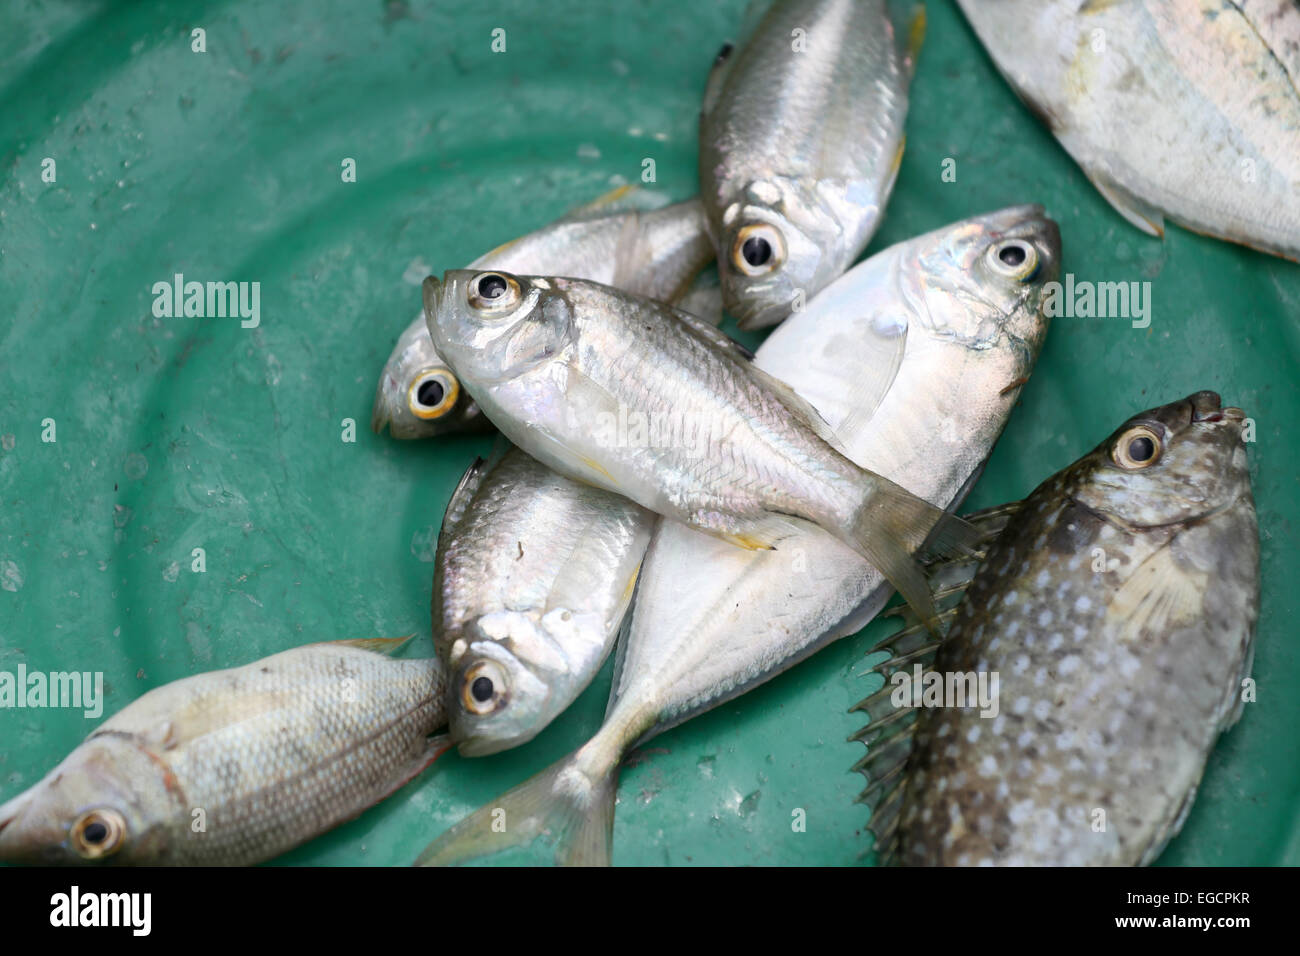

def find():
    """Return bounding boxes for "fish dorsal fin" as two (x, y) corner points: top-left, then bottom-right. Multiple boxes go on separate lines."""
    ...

(701, 41), (738, 119)
(610, 209), (651, 291)
(559, 183), (670, 223)
(330, 635), (417, 656)
(439, 457), (488, 542)
(847, 592), (957, 864)
(670, 303), (756, 360)
(701, 0), (776, 117)
(846, 501), (1023, 862)
(1111, 541), (1209, 643)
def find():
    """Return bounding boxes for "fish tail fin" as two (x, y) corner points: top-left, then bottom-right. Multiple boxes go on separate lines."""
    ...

(841, 479), (981, 635)
(414, 748), (617, 867)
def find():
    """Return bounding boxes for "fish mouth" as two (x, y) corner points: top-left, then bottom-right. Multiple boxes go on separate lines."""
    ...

(370, 379), (394, 434)
(1188, 390), (1235, 423)
(0, 788), (34, 860)
(734, 301), (789, 331)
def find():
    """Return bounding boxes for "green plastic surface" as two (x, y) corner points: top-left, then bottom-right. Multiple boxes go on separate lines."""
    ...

(0, 0), (1296, 867)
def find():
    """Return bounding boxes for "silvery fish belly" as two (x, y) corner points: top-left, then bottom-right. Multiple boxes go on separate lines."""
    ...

(0, 640), (447, 865)
(414, 205), (1060, 867)
(372, 193), (712, 439)
(957, 0), (1300, 260)
(700, 0), (921, 328)
(423, 265), (979, 631)
(434, 446), (653, 756)
(612, 207), (1058, 740)
(861, 392), (1259, 866)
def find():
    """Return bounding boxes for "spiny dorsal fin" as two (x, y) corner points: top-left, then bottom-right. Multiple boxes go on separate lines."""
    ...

(846, 500), (1026, 863)
(558, 183), (671, 222)
(439, 456), (488, 542)
(329, 635), (416, 656)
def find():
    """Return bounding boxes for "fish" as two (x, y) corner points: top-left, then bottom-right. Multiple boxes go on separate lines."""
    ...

(0, 638), (448, 865)
(372, 191), (714, 439)
(434, 445), (654, 756)
(957, 0), (1300, 261)
(853, 391), (1259, 866)
(414, 204), (1061, 866)
(422, 263), (986, 631)
(699, 0), (923, 329)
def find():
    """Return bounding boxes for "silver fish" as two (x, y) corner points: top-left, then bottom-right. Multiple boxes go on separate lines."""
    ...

(422, 266), (978, 630)
(0, 639), (447, 865)
(434, 446), (653, 756)
(372, 191), (713, 439)
(700, 0), (923, 328)
(415, 205), (1060, 866)
(957, 0), (1300, 260)
(855, 391), (1259, 866)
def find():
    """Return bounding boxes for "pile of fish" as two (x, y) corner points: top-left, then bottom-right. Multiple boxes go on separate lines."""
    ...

(0, 0), (1278, 867)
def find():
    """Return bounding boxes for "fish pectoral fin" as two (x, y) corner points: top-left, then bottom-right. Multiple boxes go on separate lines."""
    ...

(364, 733), (453, 815)
(706, 512), (801, 551)
(827, 311), (908, 440)
(330, 635), (418, 656)
(1086, 169), (1166, 238)
(718, 531), (778, 551)
(1112, 545), (1208, 643)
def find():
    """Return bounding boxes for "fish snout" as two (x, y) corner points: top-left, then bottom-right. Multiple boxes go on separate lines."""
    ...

(0, 787), (59, 864)
(1189, 391), (1225, 422)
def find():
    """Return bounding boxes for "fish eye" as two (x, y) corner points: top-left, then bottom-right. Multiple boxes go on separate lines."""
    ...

(988, 239), (1039, 281)
(1112, 425), (1163, 470)
(468, 272), (521, 312)
(460, 660), (509, 716)
(407, 368), (459, 420)
(70, 808), (127, 860)
(731, 224), (786, 277)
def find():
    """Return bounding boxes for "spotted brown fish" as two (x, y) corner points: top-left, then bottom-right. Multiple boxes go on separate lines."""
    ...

(853, 391), (1259, 865)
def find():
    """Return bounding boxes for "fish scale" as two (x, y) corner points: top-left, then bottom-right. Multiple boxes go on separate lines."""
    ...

(415, 206), (1059, 867)
(0, 641), (448, 865)
(701, 0), (919, 328)
(855, 392), (1259, 866)
(957, 0), (1300, 259)
(434, 446), (653, 756)
(372, 194), (714, 440)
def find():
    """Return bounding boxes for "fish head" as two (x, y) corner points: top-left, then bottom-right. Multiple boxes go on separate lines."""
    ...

(423, 270), (575, 391)
(1072, 391), (1251, 527)
(371, 316), (492, 439)
(905, 204), (1061, 352)
(717, 177), (847, 330)
(448, 608), (608, 756)
(0, 735), (173, 865)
